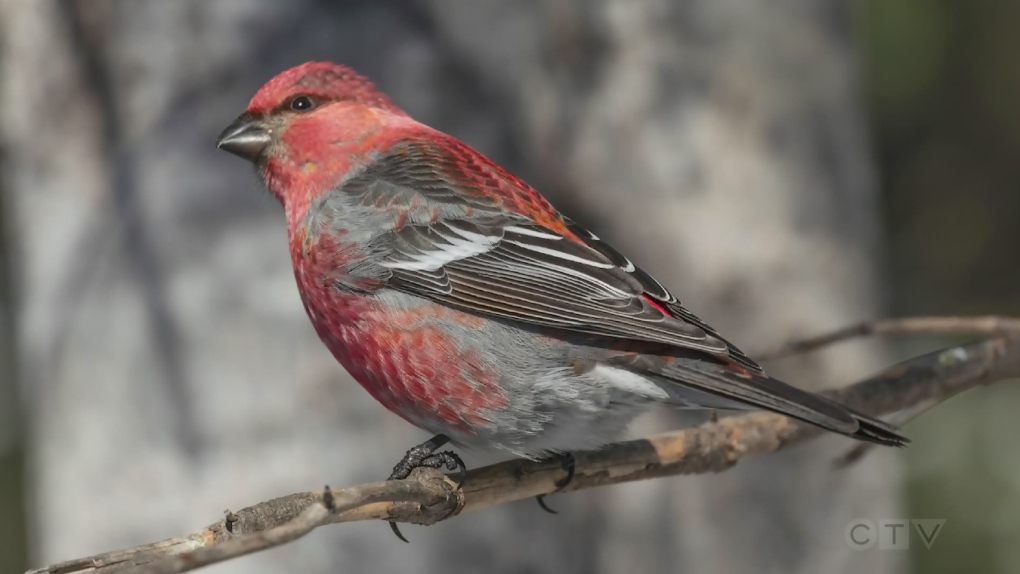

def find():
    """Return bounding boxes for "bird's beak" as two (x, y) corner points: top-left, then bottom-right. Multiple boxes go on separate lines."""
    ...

(216, 113), (272, 163)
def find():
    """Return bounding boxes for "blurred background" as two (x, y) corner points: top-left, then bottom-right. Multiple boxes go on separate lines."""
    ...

(0, 0), (1017, 573)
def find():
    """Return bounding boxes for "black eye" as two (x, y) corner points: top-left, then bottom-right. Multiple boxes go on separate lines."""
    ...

(289, 95), (315, 112)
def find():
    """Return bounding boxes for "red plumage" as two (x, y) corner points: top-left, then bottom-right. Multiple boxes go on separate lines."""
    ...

(217, 61), (907, 460)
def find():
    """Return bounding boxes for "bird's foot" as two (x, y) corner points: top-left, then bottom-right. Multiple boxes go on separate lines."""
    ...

(388, 434), (467, 484)
(535, 452), (576, 514)
(387, 434), (467, 542)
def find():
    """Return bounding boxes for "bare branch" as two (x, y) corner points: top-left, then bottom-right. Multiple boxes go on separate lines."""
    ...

(758, 316), (1020, 360)
(26, 319), (1020, 574)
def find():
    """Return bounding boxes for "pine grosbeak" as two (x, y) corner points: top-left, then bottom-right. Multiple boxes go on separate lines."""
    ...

(216, 61), (905, 500)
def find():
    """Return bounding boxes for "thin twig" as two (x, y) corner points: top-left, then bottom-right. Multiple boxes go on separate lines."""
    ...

(758, 316), (1020, 361)
(26, 319), (1020, 574)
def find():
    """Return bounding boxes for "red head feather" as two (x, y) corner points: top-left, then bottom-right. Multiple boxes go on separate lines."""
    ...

(246, 61), (404, 115)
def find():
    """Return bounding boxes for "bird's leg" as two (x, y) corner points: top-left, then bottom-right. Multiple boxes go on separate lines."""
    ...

(535, 452), (576, 514)
(387, 433), (467, 542)
(388, 433), (466, 482)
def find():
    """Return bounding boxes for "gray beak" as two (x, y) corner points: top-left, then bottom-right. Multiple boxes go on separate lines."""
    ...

(216, 114), (271, 163)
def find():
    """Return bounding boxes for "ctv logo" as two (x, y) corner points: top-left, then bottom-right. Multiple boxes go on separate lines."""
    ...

(844, 519), (945, 550)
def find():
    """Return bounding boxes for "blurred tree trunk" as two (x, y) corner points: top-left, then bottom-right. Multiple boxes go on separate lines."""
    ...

(0, 0), (900, 572)
(0, 27), (28, 568)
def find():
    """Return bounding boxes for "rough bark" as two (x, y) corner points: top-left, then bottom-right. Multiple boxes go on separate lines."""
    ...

(1, 1), (898, 572)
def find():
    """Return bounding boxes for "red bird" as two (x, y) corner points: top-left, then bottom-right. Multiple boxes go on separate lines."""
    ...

(217, 61), (905, 494)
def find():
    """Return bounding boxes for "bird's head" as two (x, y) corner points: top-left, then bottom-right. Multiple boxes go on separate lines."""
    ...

(217, 61), (407, 207)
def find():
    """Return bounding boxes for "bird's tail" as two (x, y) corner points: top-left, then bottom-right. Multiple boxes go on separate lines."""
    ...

(654, 360), (908, 447)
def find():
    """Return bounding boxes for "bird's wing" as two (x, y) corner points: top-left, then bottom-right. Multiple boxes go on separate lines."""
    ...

(338, 136), (763, 371)
(334, 136), (908, 447)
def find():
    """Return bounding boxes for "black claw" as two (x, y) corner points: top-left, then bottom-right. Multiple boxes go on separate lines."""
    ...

(536, 494), (558, 514)
(554, 453), (576, 490)
(385, 434), (467, 542)
(390, 520), (410, 543)
(533, 453), (577, 514)
(437, 451), (468, 488)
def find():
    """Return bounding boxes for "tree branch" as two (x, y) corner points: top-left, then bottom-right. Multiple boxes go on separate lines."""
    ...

(27, 318), (1020, 574)
(757, 315), (1020, 360)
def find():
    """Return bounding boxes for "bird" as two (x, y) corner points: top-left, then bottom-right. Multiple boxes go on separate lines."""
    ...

(216, 61), (906, 532)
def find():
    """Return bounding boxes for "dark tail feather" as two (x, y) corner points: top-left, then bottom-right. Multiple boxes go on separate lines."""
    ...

(845, 407), (909, 446)
(655, 361), (909, 447)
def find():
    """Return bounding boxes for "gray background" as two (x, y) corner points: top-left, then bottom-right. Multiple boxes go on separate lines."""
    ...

(2, 1), (1018, 573)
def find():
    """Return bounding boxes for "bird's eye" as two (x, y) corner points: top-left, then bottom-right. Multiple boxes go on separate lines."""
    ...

(289, 95), (315, 112)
